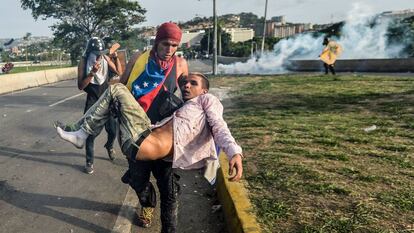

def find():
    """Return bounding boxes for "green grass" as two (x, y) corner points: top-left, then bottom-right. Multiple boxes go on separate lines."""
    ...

(211, 74), (414, 233)
(5, 64), (73, 74)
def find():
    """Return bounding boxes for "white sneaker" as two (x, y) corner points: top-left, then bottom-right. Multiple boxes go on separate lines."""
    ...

(85, 163), (94, 174)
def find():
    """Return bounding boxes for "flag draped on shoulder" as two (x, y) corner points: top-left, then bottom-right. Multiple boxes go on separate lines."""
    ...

(126, 50), (175, 112)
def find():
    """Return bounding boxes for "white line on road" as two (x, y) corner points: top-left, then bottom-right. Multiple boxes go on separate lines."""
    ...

(49, 93), (85, 107)
(112, 187), (137, 233)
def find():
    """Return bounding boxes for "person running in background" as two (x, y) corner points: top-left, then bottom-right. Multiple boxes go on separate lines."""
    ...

(319, 37), (343, 75)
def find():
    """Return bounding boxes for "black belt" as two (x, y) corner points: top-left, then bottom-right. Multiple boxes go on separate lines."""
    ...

(136, 129), (151, 147)
(129, 129), (152, 160)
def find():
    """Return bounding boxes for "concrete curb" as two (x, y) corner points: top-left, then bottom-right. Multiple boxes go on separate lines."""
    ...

(216, 153), (262, 233)
(0, 67), (77, 95)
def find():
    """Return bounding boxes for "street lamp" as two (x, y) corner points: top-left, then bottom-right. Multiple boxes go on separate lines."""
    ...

(207, 29), (210, 56)
(23, 32), (32, 71)
(261, 0), (268, 54)
(197, 0), (218, 75)
(213, 0), (218, 75)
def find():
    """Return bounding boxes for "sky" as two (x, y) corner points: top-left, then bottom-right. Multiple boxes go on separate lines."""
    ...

(1, 0), (413, 38)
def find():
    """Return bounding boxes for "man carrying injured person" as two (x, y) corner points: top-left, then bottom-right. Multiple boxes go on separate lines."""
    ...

(55, 72), (243, 182)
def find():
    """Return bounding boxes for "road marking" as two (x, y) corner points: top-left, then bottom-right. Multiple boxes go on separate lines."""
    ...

(112, 187), (137, 233)
(49, 93), (85, 107)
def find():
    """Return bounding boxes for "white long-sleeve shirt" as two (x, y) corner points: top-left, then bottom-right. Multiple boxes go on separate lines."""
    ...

(156, 93), (242, 170)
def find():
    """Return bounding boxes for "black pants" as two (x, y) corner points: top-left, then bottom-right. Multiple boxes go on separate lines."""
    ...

(126, 159), (180, 233)
(324, 63), (336, 75)
(85, 116), (117, 164)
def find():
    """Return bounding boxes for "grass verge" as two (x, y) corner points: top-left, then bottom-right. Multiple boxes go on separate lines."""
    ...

(5, 65), (72, 74)
(210, 74), (414, 233)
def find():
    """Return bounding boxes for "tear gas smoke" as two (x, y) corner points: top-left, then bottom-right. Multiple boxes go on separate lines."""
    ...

(219, 3), (405, 74)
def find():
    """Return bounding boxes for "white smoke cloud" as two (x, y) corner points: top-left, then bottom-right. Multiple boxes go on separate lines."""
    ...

(338, 3), (402, 59)
(219, 3), (405, 74)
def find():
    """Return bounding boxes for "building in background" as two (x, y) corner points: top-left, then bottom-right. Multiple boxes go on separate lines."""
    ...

(180, 30), (205, 48)
(143, 36), (155, 51)
(10, 46), (20, 55)
(266, 15), (313, 38)
(224, 28), (254, 42)
(379, 9), (414, 20)
(271, 16), (286, 25)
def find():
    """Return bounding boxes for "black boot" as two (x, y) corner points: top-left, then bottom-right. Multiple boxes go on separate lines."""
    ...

(121, 169), (131, 184)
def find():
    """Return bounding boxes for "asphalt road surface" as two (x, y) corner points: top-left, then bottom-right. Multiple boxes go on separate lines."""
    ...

(0, 80), (129, 233)
(188, 59), (213, 74)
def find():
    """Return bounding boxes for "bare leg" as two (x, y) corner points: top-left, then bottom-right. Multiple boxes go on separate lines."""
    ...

(131, 120), (174, 161)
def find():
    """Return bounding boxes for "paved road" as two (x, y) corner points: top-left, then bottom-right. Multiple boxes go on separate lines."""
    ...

(0, 80), (129, 233)
(0, 61), (226, 233)
(188, 59), (212, 74)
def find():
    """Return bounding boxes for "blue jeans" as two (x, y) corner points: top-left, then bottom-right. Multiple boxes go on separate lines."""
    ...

(83, 84), (118, 165)
(85, 116), (117, 164)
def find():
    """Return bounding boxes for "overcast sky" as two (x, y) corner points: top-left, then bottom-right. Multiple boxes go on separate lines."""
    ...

(1, 0), (413, 38)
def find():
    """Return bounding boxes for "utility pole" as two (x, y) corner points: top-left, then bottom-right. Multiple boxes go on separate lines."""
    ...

(25, 48), (28, 71)
(23, 32), (31, 71)
(261, 0), (268, 54)
(207, 28), (210, 55)
(218, 31), (222, 56)
(213, 0), (218, 75)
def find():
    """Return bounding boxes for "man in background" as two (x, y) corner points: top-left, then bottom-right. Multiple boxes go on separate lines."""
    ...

(77, 37), (122, 174)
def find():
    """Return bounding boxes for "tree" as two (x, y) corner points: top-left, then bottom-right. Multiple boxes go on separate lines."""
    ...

(21, 0), (146, 65)
(121, 28), (152, 54)
(200, 24), (231, 56)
